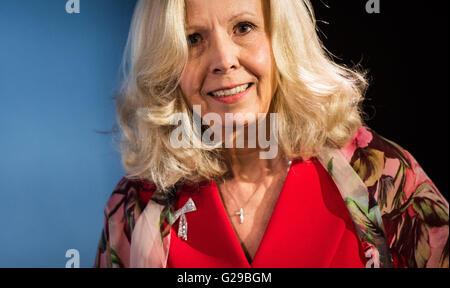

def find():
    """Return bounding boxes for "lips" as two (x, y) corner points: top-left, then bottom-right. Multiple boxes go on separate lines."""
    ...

(207, 83), (253, 95)
(207, 83), (254, 104)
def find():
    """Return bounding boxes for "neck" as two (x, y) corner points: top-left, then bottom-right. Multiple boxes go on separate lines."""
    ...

(222, 145), (287, 184)
(218, 145), (290, 216)
(220, 115), (286, 183)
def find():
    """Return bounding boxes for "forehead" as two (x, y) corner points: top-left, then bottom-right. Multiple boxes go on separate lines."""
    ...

(184, 0), (264, 27)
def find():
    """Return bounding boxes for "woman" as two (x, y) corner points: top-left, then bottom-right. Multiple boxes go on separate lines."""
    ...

(94, 0), (448, 268)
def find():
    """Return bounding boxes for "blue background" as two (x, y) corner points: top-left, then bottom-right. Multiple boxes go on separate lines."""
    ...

(0, 0), (136, 267)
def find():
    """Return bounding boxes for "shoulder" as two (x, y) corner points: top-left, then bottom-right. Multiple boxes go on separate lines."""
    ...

(338, 125), (445, 206)
(102, 176), (158, 241)
(340, 126), (410, 168)
(338, 125), (447, 211)
(339, 126), (449, 268)
(103, 176), (157, 218)
(94, 176), (157, 268)
(339, 126), (414, 189)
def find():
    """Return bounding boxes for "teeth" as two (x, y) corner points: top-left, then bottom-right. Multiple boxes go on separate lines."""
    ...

(211, 84), (249, 97)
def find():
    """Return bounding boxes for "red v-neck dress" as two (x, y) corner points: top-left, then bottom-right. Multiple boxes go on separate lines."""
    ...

(166, 158), (366, 268)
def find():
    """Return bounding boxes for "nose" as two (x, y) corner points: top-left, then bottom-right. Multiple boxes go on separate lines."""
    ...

(208, 30), (240, 74)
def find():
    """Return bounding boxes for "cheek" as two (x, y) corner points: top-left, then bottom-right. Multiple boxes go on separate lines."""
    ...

(256, 45), (273, 74)
(243, 40), (274, 86)
(248, 41), (275, 111)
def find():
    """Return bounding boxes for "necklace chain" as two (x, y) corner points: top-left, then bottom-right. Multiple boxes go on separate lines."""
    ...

(220, 157), (292, 224)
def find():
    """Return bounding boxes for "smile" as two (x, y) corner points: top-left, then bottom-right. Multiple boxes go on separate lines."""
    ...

(207, 83), (253, 104)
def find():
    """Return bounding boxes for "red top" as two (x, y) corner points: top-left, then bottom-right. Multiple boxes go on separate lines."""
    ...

(166, 158), (366, 268)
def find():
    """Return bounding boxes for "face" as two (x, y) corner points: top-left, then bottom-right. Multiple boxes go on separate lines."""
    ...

(180, 0), (276, 125)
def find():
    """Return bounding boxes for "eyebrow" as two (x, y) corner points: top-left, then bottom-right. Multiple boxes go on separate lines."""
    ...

(186, 11), (257, 31)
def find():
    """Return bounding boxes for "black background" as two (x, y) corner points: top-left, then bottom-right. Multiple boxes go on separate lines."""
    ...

(310, 0), (448, 198)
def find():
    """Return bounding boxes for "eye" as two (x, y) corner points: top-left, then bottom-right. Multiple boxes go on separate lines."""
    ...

(234, 22), (256, 35)
(187, 33), (202, 46)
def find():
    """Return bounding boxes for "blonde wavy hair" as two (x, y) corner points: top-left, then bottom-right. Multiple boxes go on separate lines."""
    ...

(117, 0), (367, 192)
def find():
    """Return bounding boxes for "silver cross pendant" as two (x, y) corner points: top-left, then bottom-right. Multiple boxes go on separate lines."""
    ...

(235, 208), (246, 224)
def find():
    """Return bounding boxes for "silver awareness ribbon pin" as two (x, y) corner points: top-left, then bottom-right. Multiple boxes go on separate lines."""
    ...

(170, 198), (197, 241)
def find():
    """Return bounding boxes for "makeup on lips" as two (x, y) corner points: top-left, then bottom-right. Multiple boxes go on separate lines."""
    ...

(207, 83), (254, 104)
